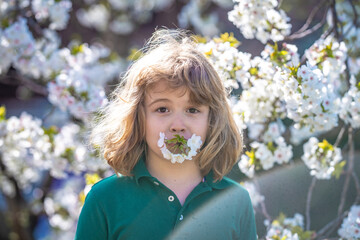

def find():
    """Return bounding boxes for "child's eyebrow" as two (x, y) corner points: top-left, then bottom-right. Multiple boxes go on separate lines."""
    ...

(147, 98), (171, 107)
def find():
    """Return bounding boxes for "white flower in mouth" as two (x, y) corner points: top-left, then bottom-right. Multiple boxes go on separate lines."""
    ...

(158, 132), (165, 148)
(158, 132), (203, 164)
(187, 134), (202, 150)
(171, 154), (185, 164)
(160, 146), (172, 160)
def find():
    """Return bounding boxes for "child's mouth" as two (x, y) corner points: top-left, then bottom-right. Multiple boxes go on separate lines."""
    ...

(157, 132), (202, 164)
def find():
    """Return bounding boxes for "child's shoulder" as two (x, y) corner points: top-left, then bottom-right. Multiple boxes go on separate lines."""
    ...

(220, 176), (251, 198)
(90, 174), (136, 196)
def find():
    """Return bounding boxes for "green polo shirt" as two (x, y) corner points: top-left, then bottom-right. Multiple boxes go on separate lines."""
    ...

(75, 156), (257, 240)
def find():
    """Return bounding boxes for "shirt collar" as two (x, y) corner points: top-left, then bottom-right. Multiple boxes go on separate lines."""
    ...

(132, 153), (232, 189)
(204, 171), (233, 189)
(132, 154), (153, 184)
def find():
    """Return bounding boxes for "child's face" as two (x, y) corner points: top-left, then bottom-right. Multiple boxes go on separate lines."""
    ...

(144, 81), (209, 163)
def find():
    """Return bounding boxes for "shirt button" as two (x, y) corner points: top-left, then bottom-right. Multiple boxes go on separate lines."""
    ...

(168, 195), (174, 202)
(179, 215), (183, 221)
(153, 181), (159, 185)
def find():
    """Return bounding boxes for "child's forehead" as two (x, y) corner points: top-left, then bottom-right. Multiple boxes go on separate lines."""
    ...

(146, 80), (187, 96)
(144, 80), (205, 105)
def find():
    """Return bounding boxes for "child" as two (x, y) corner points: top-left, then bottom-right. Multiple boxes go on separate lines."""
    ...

(75, 29), (257, 240)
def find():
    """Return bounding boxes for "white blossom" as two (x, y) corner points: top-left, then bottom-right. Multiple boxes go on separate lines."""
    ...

(302, 137), (342, 179)
(228, 0), (291, 43)
(265, 213), (304, 240)
(338, 205), (360, 239)
(339, 75), (360, 129)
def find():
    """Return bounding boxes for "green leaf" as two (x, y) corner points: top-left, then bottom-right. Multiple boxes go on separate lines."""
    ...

(291, 225), (314, 240)
(71, 44), (85, 55)
(267, 141), (276, 153)
(249, 67), (258, 76)
(0, 106), (6, 121)
(193, 35), (207, 44)
(332, 160), (346, 179)
(1, 18), (9, 28)
(214, 32), (240, 47)
(127, 48), (142, 61)
(42, 126), (58, 144)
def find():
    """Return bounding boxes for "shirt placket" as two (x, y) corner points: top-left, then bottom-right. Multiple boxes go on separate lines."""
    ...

(146, 176), (214, 227)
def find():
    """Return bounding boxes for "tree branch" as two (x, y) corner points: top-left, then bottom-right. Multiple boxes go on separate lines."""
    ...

(293, 0), (328, 35)
(352, 171), (360, 205)
(306, 177), (317, 231)
(0, 75), (48, 96)
(285, 5), (329, 41)
(254, 179), (272, 221)
(316, 211), (347, 238)
(348, 0), (359, 28)
(337, 127), (354, 216)
(334, 125), (346, 148)
(331, 0), (341, 40)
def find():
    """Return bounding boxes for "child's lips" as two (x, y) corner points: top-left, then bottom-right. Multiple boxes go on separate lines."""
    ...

(165, 141), (188, 154)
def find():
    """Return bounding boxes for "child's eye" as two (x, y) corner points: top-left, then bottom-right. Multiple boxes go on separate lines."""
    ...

(187, 108), (200, 113)
(156, 107), (169, 113)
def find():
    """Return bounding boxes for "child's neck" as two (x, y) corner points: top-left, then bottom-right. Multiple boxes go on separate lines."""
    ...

(145, 154), (203, 205)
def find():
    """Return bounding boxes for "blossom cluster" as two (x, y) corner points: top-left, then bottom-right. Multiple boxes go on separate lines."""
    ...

(238, 136), (292, 178)
(77, 0), (174, 35)
(232, 79), (284, 125)
(197, 34), (251, 89)
(31, 0), (72, 30)
(302, 137), (342, 179)
(51, 123), (109, 178)
(274, 63), (339, 132)
(338, 76), (360, 129)
(47, 43), (123, 121)
(0, 17), (37, 75)
(305, 35), (348, 94)
(0, 16), (123, 121)
(1, 0), (71, 31)
(261, 42), (300, 67)
(0, 112), (52, 195)
(328, 1), (360, 58)
(228, 0), (291, 43)
(338, 205), (360, 239)
(157, 132), (202, 164)
(265, 213), (310, 240)
(0, 110), (109, 196)
(44, 177), (83, 239)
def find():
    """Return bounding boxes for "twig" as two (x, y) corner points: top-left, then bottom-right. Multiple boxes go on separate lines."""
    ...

(41, 105), (56, 122)
(293, 0), (328, 35)
(306, 177), (317, 231)
(334, 125), (346, 147)
(337, 127), (354, 216)
(285, 5), (329, 41)
(14, 74), (49, 96)
(254, 179), (272, 221)
(352, 171), (360, 205)
(331, 0), (341, 39)
(348, 0), (359, 28)
(316, 211), (348, 238)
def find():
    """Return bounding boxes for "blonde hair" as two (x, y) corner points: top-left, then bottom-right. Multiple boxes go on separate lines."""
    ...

(91, 29), (243, 181)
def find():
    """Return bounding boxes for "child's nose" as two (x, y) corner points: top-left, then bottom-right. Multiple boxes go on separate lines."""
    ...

(170, 115), (186, 133)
